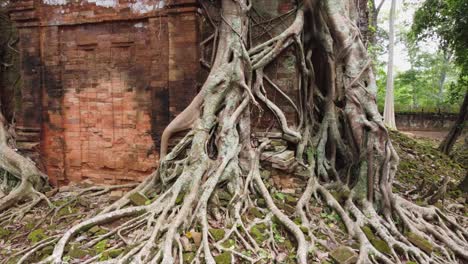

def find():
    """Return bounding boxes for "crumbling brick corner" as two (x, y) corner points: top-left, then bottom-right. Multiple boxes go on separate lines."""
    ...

(9, 0), (200, 186)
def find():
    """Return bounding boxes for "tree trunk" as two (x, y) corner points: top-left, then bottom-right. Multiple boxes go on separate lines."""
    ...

(0, 109), (48, 211)
(439, 91), (468, 154)
(368, 0), (385, 47)
(437, 51), (451, 109)
(458, 172), (468, 193)
(383, 0), (397, 129)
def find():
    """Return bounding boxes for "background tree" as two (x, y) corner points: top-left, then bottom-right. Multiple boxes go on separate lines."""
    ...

(411, 0), (468, 154)
(383, 0), (397, 129)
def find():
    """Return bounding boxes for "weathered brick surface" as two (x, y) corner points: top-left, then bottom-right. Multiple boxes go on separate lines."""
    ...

(10, 0), (199, 186)
(9, 0), (297, 186)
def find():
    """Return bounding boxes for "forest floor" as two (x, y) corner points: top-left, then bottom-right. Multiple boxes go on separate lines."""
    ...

(0, 131), (466, 264)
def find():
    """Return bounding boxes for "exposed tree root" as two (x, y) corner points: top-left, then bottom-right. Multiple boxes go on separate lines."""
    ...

(4, 0), (468, 263)
(0, 112), (49, 214)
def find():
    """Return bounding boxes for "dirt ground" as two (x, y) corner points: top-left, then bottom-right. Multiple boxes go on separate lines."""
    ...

(400, 130), (448, 141)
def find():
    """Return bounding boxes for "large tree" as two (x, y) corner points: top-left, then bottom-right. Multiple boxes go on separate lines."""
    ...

(1, 0), (467, 263)
(411, 0), (468, 154)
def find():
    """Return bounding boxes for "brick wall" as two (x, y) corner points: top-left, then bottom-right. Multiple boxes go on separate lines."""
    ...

(10, 0), (199, 186)
(9, 0), (300, 186)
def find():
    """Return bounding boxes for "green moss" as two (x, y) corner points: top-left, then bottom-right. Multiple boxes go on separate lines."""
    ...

(285, 194), (297, 205)
(94, 239), (108, 254)
(293, 217), (302, 225)
(69, 244), (88, 259)
(28, 229), (48, 244)
(362, 226), (391, 255)
(250, 225), (267, 243)
(221, 239), (235, 248)
(406, 232), (433, 254)
(209, 228), (225, 241)
(0, 227), (10, 239)
(183, 252), (196, 263)
(372, 238), (392, 255)
(57, 206), (77, 217)
(129, 192), (149, 206)
(100, 248), (123, 260)
(249, 207), (265, 218)
(214, 252), (232, 264)
(362, 226), (375, 240)
(300, 225), (308, 233)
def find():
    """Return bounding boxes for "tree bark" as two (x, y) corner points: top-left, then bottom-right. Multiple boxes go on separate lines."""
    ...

(458, 172), (468, 193)
(383, 0), (397, 129)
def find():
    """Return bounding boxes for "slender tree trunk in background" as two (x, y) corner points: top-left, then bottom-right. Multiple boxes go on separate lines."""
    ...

(439, 91), (468, 154)
(369, 0), (385, 47)
(437, 51), (451, 109)
(383, 0), (397, 129)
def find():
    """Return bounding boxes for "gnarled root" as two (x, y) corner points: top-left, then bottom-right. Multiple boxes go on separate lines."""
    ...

(16, 0), (468, 263)
(0, 112), (49, 214)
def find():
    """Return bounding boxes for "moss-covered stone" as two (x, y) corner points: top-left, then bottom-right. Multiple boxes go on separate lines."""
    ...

(330, 246), (358, 264)
(406, 232), (433, 254)
(129, 192), (149, 206)
(209, 228), (225, 241)
(214, 252), (232, 264)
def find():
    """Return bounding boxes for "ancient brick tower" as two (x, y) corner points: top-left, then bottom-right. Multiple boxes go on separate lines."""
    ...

(9, 0), (200, 186)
